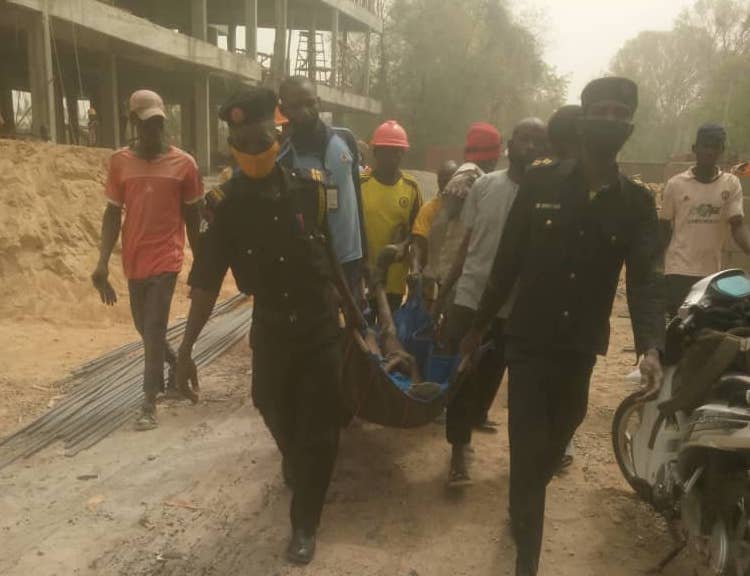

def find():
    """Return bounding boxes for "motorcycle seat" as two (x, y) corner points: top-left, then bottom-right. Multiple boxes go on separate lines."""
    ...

(718, 373), (750, 388)
(716, 372), (750, 405)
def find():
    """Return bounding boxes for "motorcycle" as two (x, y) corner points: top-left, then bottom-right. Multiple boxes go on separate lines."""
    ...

(613, 269), (750, 575)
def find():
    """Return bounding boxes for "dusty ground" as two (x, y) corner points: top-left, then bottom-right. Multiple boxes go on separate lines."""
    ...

(0, 299), (696, 576)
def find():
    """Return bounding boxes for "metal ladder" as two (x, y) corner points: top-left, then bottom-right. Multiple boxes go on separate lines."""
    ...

(294, 30), (330, 84)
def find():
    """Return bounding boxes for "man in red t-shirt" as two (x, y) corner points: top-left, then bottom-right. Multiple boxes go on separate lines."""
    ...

(92, 89), (203, 430)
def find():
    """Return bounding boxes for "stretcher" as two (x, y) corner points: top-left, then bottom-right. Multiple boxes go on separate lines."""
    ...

(340, 247), (465, 428)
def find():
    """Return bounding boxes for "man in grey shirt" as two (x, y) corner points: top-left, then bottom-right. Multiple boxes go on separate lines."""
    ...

(437, 118), (548, 486)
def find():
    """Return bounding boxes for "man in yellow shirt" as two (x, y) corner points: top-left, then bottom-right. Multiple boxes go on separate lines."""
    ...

(361, 120), (423, 310)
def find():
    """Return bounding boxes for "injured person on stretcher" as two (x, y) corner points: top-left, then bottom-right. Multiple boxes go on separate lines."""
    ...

(359, 241), (445, 401)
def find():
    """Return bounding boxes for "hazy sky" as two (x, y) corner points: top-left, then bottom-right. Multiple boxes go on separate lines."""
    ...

(517, 0), (695, 103)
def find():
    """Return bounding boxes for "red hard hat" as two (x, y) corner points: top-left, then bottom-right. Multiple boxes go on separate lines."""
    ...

(464, 122), (502, 162)
(371, 120), (410, 149)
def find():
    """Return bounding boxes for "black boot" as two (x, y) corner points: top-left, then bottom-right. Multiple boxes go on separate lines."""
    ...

(448, 444), (472, 487)
(515, 553), (538, 576)
(287, 528), (316, 564)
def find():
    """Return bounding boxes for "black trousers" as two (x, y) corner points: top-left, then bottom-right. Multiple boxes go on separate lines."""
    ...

(127, 272), (178, 404)
(250, 320), (342, 532)
(445, 304), (506, 446)
(665, 274), (700, 319)
(506, 342), (595, 572)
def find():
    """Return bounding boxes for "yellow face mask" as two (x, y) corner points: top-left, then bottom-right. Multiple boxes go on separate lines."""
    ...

(231, 141), (280, 179)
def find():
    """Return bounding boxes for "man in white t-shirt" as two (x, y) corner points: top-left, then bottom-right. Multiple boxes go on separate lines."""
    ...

(437, 118), (548, 486)
(661, 123), (750, 317)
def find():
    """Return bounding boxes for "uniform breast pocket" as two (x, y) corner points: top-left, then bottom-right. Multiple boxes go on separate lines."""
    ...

(525, 211), (564, 282)
(234, 241), (259, 288)
(530, 210), (564, 249)
(598, 220), (630, 259)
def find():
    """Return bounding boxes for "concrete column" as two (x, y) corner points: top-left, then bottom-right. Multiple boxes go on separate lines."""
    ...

(180, 99), (193, 153)
(330, 9), (339, 88)
(244, 0), (258, 59)
(27, 10), (57, 140)
(207, 25), (219, 47)
(228, 25), (237, 52)
(363, 31), (371, 97)
(272, 0), (288, 81)
(190, 0), (207, 41)
(41, 2), (57, 142)
(341, 29), (348, 89)
(0, 88), (14, 135)
(209, 88), (219, 167)
(194, 73), (211, 173)
(99, 53), (119, 148)
(26, 21), (44, 136)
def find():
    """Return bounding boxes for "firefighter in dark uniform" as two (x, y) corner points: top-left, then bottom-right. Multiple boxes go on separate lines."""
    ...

(461, 77), (666, 576)
(174, 87), (361, 565)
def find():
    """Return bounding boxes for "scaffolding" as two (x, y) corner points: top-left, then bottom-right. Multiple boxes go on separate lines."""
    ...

(294, 30), (330, 84)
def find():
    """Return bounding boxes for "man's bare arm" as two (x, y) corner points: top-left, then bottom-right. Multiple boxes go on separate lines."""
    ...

(178, 287), (220, 357)
(730, 216), (750, 253)
(91, 203), (121, 305)
(183, 201), (203, 257)
(410, 235), (429, 273)
(658, 219), (672, 263)
(434, 230), (471, 315)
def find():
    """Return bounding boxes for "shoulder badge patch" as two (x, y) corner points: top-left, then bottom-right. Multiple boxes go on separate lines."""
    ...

(293, 168), (326, 184)
(531, 157), (554, 167)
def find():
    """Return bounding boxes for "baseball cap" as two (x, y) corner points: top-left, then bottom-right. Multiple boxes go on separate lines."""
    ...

(129, 90), (166, 121)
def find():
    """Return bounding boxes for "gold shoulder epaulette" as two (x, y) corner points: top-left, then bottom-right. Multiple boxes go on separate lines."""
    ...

(292, 168), (326, 184)
(531, 157), (554, 167)
(205, 186), (225, 206)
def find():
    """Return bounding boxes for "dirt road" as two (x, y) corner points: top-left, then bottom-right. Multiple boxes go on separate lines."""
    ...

(0, 304), (695, 576)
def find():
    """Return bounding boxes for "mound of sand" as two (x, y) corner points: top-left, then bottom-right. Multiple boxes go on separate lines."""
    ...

(0, 139), (194, 325)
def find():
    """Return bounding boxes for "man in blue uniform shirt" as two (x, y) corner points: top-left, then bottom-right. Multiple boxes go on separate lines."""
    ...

(278, 76), (365, 303)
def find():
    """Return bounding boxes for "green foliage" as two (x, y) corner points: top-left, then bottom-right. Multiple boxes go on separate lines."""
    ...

(611, 0), (750, 161)
(377, 0), (565, 163)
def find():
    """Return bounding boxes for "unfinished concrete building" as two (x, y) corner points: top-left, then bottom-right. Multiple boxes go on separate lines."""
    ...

(0, 0), (383, 172)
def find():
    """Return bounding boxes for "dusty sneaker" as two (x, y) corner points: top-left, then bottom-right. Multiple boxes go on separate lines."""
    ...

(448, 444), (473, 487)
(135, 403), (158, 431)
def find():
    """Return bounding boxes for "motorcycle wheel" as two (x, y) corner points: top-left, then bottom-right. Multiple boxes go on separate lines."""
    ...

(612, 392), (650, 499)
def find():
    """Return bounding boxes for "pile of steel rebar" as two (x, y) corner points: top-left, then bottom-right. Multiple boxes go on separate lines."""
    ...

(0, 296), (252, 469)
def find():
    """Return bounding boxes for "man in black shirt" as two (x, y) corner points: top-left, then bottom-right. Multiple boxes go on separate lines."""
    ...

(175, 87), (360, 565)
(461, 77), (665, 576)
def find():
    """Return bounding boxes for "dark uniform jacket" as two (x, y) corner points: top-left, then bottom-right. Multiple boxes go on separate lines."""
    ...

(475, 158), (665, 357)
(189, 166), (339, 340)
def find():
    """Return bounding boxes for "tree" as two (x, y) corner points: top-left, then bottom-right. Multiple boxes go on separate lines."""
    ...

(610, 0), (750, 161)
(681, 0), (750, 154)
(677, 0), (750, 55)
(611, 27), (713, 160)
(377, 0), (565, 163)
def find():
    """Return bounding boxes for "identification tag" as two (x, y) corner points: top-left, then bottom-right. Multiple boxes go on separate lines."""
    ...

(327, 188), (339, 210)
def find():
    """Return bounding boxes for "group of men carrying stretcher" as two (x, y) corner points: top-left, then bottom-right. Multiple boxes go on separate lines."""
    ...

(92, 75), (681, 575)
